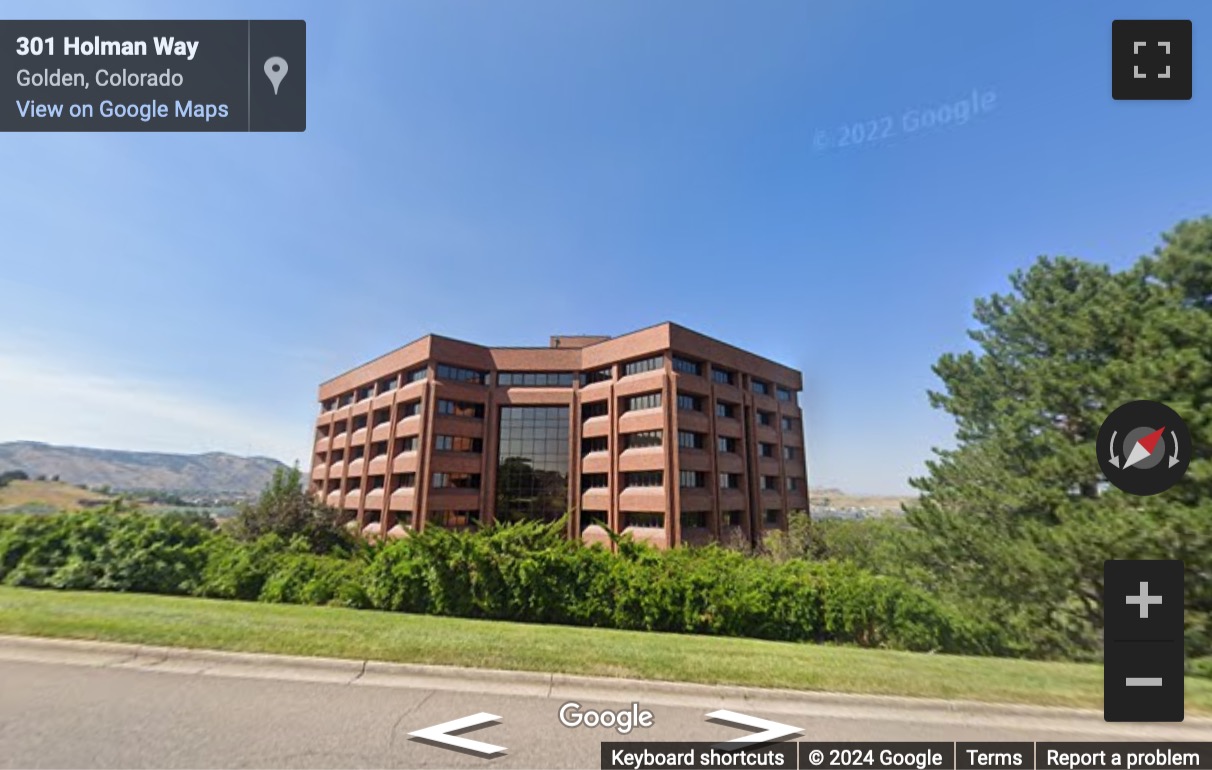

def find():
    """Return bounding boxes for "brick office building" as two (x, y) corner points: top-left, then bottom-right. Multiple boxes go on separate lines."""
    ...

(309, 322), (808, 549)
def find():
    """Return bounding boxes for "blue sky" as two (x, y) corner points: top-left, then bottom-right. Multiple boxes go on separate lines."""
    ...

(2, 1), (1210, 494)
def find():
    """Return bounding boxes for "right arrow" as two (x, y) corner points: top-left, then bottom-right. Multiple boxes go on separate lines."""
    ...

(706, 709), (802, 750)
(408, 712), (506, 756)
(1169, 430), (1181, 468)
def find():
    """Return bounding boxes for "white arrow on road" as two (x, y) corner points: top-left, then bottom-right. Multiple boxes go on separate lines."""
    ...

(408, 712), (506, 756)
(706, 709), (802, 750)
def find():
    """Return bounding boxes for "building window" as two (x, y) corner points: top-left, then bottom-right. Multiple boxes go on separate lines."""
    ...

(724, 510), (743, 527)
(781, 416), (796, 431)
(624, 471), (663, 488)
(759, 442), (775, 458)
(751, 379), (769, 396)
(776, 387), (793, 403)
(497, 371), (576, 387)
(356, 385), (375, 401)
(332, 420), (349, 437)
(581, 473), (608, 491)
(378, 375), (398, 394)
(320, 398), (336, 413)
(717, 436), (737, 453)
(715, 401), (737, 419)
(623, 430), (662, 450)
(405, 367), (427, 383)
(437, 399), (485, 418)
(712, 367), (735, 386)
(786, 477), (800, 492)
(398, 400), (421, 419)
(677, 393), (702, 412)
(496, 406), (570, 525)
(582, 436), (608, 455)
(428, 509), (480, 530)
(582, 400), (609, 419)
(350, 445), (365, 461)
(338, 392), (354, 407)
(764, 509), (780, 526)
(436, 363), (486, 384)
(432, 472), (481, 489)
(626, 392), (662, 412)
(672, 356), (702, 376)
(622, 356), (663, 376)
(331, 448), (345, 463)
(372, 407), (391, 427)
(371, 440), (388, 458)
(580, 511), (608, 530)
(352, 415), (368, 431)
(368, 475), (386, 491)
(345, 478), (361, 492)
(580, 368), (611, 386)
(757, 410), (774, 427)
(393, 473), (416, 490)
(678, 430), (704, 449)
(623, 512), (663, 528)
(761, 475), (778, 491)
(392, 512), (415, 530)
(679, 470), (706, 488)
(719, 473), (741, 489)
(680, 511), (708, 529)
(783, 446), (797, 460)
(396, 436), (418, 453)
(435, 435), (483, 452)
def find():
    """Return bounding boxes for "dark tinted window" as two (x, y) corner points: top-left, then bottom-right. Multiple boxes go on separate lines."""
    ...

(623, 471), (663, 487)
(498, 371), (575, 387)
(623, 430), (662, 449)
(580, 368), (611, 385)
(623, 356), (663, 376)
(436, 363), (486, 383)
(672, 356), (702, 376)
(582, 400), (609, 419)
(678, 430), (704, 449)
(677, 393), (702, 411)
(626, 392), (662, 411)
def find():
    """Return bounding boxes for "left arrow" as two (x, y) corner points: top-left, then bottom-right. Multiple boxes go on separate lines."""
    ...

(706, 709), (802, 750)
(408, 712), (506, 756)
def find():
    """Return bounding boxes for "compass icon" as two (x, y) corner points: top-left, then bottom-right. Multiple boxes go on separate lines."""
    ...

(1097, 400), (1191, 496)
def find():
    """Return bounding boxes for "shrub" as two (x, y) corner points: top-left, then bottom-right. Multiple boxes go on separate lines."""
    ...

(259, 550), (369, 608)
(226, 466), (350, 554)
(196, 534), (284, 601)
(0, 509), (213, 594)
(0, 510), (999, 655)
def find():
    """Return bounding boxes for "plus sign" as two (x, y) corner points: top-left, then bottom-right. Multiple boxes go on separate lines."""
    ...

(1126, 581), (1163, 618)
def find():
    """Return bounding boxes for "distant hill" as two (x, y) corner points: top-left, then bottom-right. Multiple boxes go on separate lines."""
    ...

(810, 487), (915, 515)
(0, 442), (287, 495)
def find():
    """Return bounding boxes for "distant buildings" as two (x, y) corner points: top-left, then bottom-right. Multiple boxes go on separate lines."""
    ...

(309, 322), (809, 549)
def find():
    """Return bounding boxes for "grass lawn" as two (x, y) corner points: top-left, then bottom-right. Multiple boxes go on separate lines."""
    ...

(2, 586), (1209, 713)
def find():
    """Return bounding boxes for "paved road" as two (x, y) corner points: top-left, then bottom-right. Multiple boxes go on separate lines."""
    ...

(0, 653), (1208, 768)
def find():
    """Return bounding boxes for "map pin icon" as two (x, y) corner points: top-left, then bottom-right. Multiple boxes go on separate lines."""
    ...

(264, 56), (288, 95)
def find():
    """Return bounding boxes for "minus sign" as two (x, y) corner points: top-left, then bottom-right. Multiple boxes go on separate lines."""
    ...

(1111, 639), (1176, 643)
(1126, 678), (1164, 687)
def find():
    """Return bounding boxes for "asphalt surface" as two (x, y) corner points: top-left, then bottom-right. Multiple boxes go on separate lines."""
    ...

(1, 647), (1210, 769)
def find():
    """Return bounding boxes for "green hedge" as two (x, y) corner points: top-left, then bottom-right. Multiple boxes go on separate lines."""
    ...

(0, 511), (996, 654)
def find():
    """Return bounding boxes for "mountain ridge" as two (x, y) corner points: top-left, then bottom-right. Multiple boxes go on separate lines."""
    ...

(0, 441), (287, 495)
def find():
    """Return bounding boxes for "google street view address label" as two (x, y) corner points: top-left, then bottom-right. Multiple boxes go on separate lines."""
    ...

(1, 20), (305, 131)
